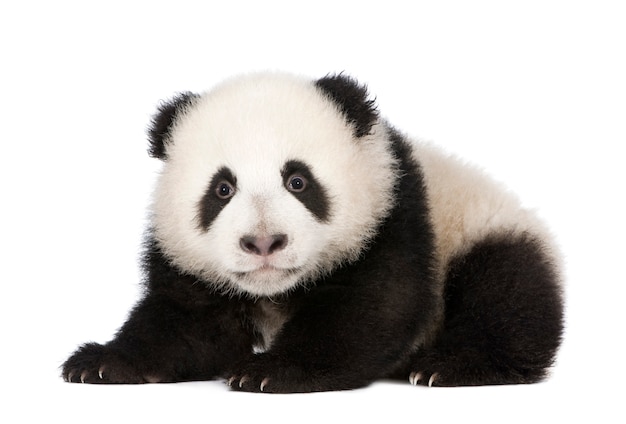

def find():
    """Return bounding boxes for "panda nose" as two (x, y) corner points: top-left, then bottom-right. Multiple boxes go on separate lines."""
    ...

(239, 234), (288, 256)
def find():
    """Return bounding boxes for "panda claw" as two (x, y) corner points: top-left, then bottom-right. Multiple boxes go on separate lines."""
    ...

(409, 371), (422, 385)
(98, 368), (104, 380)
(260, 377), (269, 392)
(409, 371), (439, 386)
(67, 372), (74, 383)
(238, 375), (248, 388)
(428, 372), (438, 387)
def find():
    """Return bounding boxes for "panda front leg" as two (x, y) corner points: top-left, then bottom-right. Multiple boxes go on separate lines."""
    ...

(62, 289), (253, 384)
(226, 300), (365, 392)
(227, 283), (429, 393)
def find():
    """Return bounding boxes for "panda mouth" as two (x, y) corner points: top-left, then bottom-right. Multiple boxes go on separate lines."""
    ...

(227, 265), (306, 296)
(230, 267), (302, 295)
(233, 265), (301, 278)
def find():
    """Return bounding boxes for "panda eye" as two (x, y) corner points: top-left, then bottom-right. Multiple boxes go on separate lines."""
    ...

(287, 174), (307, 193)
(215, 181), (235, 199)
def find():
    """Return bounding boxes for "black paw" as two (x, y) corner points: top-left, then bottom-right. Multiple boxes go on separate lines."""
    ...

(404, 350), (464, 387)
(226, 354), (312, 393)
(404, 349), (523, 387)
(62, 343), (162, 384)
(406, 357), (473, 387)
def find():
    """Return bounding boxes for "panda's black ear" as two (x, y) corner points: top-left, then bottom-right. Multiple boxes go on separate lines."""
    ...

(148, 92), (200, 160)
(315, 74), (378, 138)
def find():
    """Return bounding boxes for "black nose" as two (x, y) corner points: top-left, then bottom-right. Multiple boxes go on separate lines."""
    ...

(239, 234), (288, 256)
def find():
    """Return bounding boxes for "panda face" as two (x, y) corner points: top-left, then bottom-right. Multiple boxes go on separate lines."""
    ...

(151, 73), (397, 297)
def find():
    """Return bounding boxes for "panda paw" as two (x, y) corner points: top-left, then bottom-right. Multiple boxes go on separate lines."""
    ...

(226, 354), (311, 393)
(227, 374), (272, 392)
(62, 343), (160, 384)
(405, 351), (495, 387)
(403, 351), (458, 387)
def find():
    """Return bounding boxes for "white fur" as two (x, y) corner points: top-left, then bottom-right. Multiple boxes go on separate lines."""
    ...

(151, 73), (397, 297)
(411, 140), (555, 281)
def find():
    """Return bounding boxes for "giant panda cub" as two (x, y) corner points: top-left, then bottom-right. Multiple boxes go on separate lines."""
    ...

(62, 72), (563, 392)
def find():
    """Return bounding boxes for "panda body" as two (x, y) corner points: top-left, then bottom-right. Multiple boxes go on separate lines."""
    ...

(62, 72), (563, 392)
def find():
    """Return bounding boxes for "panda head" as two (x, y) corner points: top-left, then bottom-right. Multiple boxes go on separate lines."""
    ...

(149, 72), (398, 297)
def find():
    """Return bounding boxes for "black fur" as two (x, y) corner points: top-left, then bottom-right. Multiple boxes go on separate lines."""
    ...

(198, 167), (238, 231)
(148, 91), (199, 160)
(281, 160), (331, 222)
(315, 74), (378, 138)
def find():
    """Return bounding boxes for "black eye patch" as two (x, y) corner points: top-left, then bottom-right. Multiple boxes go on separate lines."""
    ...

(281, 160), (330, 222)
(197, 167), (237, 231)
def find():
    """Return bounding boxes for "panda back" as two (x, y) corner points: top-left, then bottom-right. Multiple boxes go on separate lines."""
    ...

(411, 140), (555, 279)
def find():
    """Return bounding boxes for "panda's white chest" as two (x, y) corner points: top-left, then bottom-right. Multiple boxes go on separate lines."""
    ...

(250, 299), (291, 353)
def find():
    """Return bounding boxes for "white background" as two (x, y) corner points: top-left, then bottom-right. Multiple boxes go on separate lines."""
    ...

(1, 1), (624, 422)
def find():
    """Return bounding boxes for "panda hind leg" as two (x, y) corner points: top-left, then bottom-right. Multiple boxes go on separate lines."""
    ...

(404, 233), (563, 387)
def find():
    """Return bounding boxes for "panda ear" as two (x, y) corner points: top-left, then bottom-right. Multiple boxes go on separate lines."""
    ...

(315, 74), (379, 138)
(147, 92), (200, 160)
